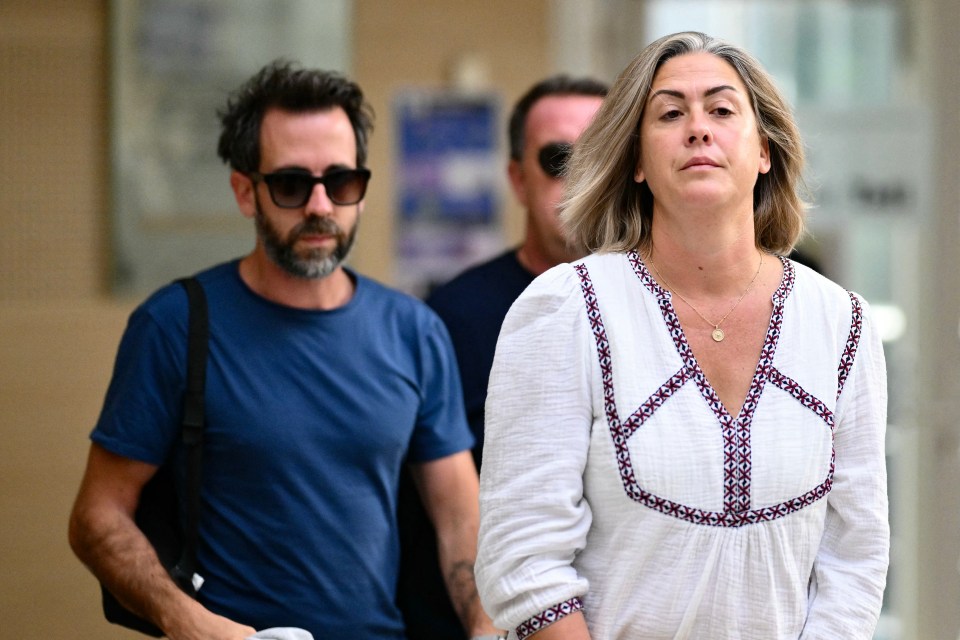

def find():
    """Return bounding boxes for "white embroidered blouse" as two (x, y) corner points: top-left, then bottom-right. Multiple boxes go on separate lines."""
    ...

(476, 252), (889, 640)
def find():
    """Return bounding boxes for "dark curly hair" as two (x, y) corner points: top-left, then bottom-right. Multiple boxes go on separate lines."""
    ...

(217, 59), (374, 173)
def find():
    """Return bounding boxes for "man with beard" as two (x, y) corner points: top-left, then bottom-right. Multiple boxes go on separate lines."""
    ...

(68, 61), (498, 640)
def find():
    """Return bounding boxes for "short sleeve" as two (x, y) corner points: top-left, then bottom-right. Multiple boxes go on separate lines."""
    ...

(90, 286), (189, 465)
(405, 311), (474, 463)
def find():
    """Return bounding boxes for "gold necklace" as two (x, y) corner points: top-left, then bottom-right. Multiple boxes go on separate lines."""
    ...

(649, 252), (763, 343)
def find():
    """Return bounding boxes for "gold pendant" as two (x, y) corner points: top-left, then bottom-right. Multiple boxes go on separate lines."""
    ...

(711, 328), (725, 342)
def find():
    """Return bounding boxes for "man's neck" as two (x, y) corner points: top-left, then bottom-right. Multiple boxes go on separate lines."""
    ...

(238, 252), (355, 310)
(515, 245), (548, 276)
(516, 239), (581, 277)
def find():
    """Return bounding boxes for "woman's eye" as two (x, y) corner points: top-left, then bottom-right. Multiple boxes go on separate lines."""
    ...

(714, 107), (733, 116)
(662, 109), (682, 120)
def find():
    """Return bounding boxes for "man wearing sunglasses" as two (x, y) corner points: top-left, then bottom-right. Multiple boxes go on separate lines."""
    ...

(397, 75), (608, 639)
(69, 60), (497, 640)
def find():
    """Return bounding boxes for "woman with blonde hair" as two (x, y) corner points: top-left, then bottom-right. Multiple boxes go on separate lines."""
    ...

(476, 31), (888, 639)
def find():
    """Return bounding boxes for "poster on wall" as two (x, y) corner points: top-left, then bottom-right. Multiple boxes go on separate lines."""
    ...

(393, 91), (503, 298)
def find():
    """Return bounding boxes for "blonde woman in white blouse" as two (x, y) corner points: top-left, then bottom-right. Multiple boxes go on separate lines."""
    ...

(476, 31), (888, 640)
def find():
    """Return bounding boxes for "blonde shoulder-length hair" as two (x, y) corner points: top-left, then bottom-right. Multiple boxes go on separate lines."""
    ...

(561, 31), (808, 256)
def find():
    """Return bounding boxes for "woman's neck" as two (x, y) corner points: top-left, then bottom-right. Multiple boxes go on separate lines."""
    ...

(645, 211), (763, 296)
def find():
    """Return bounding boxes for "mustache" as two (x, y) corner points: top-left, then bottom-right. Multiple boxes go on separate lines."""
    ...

(292, 216), (342, 238)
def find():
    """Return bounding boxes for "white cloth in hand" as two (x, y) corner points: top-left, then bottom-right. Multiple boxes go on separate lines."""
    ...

(246, 628), (314, 640)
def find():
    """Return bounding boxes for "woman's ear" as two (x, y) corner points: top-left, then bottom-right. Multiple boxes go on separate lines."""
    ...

(758, 135), (771, 175)
(634, 140), (646, 183)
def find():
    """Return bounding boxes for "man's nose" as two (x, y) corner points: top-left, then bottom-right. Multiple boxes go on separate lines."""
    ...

(303, 182), (335, 216)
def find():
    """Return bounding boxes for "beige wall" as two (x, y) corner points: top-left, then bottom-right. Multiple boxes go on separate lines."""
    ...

(0, 1), (110, 302)
(0, 2), (136, 638)
(2, 1), (959, 639)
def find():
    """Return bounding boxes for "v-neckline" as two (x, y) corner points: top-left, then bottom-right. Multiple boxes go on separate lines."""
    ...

(629, 251), (794, 424)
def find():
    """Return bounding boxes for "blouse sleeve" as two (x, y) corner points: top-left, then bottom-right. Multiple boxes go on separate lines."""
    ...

(476, 264), (595, 635)
(801, 293), (890, 639)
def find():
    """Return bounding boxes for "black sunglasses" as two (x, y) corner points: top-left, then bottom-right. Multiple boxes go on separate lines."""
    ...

(249, 168), (372, 208)
(537, 142), (573, 179)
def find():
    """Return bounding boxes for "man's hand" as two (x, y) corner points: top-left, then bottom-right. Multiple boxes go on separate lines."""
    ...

(161, 598), (257, 640)
(68, 444), (256, 639)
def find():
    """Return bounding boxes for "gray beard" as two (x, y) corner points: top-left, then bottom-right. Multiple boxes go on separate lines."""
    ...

(254, 200), (358, 280)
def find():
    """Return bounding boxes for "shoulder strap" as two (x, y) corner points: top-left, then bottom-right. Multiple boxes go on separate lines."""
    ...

(172, 276), (208, 594)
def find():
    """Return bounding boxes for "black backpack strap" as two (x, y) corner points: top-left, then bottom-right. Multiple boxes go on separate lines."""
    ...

(171, 276), (208, 594)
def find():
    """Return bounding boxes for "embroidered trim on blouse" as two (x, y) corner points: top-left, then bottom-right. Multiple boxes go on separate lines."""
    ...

(838, 291), (863, 400)
(572, 253), (861, 527)
(516, 597), (584, 640)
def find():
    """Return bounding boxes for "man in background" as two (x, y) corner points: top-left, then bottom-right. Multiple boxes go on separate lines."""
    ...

(398, 74), (608, 639)
(69, 60), (496, 640)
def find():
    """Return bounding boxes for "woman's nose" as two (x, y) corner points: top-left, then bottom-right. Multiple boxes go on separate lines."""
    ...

(686, 113), (712, 144)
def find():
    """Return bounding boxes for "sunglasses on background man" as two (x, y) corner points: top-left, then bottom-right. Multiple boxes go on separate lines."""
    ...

(537, 142), (573, 179)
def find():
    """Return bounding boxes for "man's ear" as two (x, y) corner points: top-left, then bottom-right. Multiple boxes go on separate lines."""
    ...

(507, 159), (527, 205)
(230, 170), (257, 219)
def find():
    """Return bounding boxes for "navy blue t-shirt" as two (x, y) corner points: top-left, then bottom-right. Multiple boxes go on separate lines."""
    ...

(397, 249), (534, 639)
(425, 249), (535, 466)
(92, 261), (473, 639)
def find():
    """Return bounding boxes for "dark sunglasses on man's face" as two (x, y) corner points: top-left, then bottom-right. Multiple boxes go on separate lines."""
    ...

(537, 142), (573, 179)
(249, 168), (372, 208)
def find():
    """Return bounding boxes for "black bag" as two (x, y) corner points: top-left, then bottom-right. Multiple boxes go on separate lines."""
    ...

(100, 277), (209, 636)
